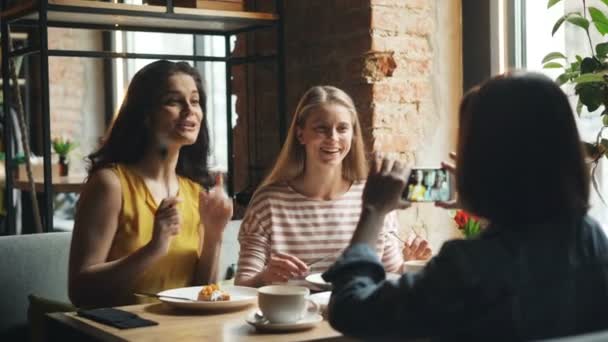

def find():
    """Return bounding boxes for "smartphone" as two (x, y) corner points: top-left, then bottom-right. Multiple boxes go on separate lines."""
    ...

(402, 167), (451, 202)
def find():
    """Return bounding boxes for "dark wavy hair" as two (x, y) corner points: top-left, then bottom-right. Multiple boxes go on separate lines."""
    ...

(457, 72), (589, 224)
(88, 60), (211, 186)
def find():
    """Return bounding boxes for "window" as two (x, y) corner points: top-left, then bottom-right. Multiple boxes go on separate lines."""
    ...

(113, 0), (234, 173)
(504, 0), (608, 229)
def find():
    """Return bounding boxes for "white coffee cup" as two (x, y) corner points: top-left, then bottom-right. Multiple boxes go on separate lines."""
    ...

(403, 260), (428, 273)
(258, 285), (319, 324)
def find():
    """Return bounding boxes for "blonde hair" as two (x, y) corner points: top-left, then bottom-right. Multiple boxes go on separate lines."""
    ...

(259, 85), (368, 189)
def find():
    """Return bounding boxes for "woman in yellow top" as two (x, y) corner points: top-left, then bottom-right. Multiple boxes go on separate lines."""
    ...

(407, 169), (426, 201)
(68, 60), (233, 308)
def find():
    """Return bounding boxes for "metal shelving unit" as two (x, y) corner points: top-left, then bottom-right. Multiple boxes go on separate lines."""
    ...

(0, 0), (285, 234)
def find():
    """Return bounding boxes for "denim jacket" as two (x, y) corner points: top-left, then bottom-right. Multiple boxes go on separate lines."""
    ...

(323, 215), (608, 341)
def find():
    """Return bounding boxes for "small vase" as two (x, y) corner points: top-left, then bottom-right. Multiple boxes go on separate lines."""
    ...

(59, 155), (69, 177)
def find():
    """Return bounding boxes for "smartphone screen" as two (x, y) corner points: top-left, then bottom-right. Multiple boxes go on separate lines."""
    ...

(402, 168), (451, 202)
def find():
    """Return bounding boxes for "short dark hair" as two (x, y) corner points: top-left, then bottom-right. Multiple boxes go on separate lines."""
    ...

(456, 72), (589, 224)
(88, 60), (211, 186)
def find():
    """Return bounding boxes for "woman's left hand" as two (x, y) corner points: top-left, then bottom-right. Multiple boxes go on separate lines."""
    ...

(436, 152), (459, 210)
(402, 236), (432, 260)
(200, 174), (233, 242)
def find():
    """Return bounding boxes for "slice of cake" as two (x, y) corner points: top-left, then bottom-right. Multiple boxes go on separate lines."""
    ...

(197, 284), (230, 301)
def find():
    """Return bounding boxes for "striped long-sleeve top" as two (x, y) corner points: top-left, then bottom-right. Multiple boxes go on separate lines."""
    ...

(235, 181), (404, 282)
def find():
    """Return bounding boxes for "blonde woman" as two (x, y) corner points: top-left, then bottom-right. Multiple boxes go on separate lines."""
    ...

(235, 86), (431, 287)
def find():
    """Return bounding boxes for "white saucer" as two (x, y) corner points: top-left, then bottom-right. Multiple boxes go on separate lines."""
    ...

(245, 310), (323, 332)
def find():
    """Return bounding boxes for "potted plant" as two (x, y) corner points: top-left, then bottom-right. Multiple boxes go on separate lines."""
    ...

(542, 0), (608, 202)
(52, 136), (77, 176)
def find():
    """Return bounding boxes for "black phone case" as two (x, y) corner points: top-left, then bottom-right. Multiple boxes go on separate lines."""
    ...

(77, 307), (158, 329)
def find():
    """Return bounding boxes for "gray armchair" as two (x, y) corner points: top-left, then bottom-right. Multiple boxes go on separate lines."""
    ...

(0, 232), (72, 340)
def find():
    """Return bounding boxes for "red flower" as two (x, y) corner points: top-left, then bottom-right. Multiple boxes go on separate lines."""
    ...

(453, 210), (483, 238)
(454, 210), (469, 229)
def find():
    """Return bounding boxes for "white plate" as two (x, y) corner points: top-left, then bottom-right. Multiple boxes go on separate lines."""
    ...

(305, 272), (402, 289)
(305, 273), (332, 290)
(157, 285), (257, 311)
(246, 310), (323, 332)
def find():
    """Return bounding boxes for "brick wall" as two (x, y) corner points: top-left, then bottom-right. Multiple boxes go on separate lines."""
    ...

(232, 0), (280, 209)
(235, 0), (462, 248)
(47, 28), (105, 174)
(368, 0), (463, 248)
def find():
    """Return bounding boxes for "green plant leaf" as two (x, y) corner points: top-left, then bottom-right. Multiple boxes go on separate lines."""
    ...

(52, 138), (77, 157)
(573, 73), (605, 83)
(601, 0), (608, 9)
(589, 7), (608, 35)
(542, 51), (568, 63)
(603, 114), (608, 126)
(548, 0), (563, 9)
(577, 98), (584, 115)
(553, 14), (568, 35)
(556, 73), (570, 85)
(576, 82), (605, 112)
(543, 62), (564, 68)
(596, 21), (608, 36)
(597, 42), (608, 57)
(581, 57), (601, 73)
(601, 139), (608, 150)
(567, 15), (590, 31)
(553, 13), (588, 35)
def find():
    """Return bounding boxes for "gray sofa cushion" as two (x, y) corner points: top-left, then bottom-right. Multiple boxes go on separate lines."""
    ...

(0, 232), (72, 338)
(0, 220), (241, 338)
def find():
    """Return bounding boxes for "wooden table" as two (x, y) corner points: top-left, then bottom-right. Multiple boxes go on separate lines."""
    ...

(47, 303), (354, 342)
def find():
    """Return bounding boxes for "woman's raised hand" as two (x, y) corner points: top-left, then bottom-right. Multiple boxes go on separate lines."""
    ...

(363, 156), (412, 215)
(435, 152), (459, 209)
(402, 236), (432, 261)
(149, 196), (182, 256)
(259, 252), (309, 284)
(199, 174), (233, 241)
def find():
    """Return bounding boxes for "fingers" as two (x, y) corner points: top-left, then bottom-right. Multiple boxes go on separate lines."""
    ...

(157, 197), (181, 221)
(435, 199), (459, 209)
(155, 207), (181, 237)
(273, 252), (309, 273)
(266, 269), (290, 282)
(397, 200), (412, 210)
(441, 161), (456, 176)
(200, 189), (233, 215)
(449, 152), (457, 161)
(393, 160), (409, 180)
(402, 241), (413, 260)
(265, 253), (309, 282)
(380, 158), (394, 174)
(403, 236), (432, 260)
(268, 259), (298, 277)
(411, 237), (428, 258)
(215, 173), (223, 188)
(371, 152), (382, 174)
(159, 196), (182, 210)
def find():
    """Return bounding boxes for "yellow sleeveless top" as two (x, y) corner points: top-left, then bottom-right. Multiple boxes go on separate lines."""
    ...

(107, 164), (203, 304)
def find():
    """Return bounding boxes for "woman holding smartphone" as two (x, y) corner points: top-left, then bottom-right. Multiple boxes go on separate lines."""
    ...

(235, 86), (432, 287)
(323, 72), (608, 340)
